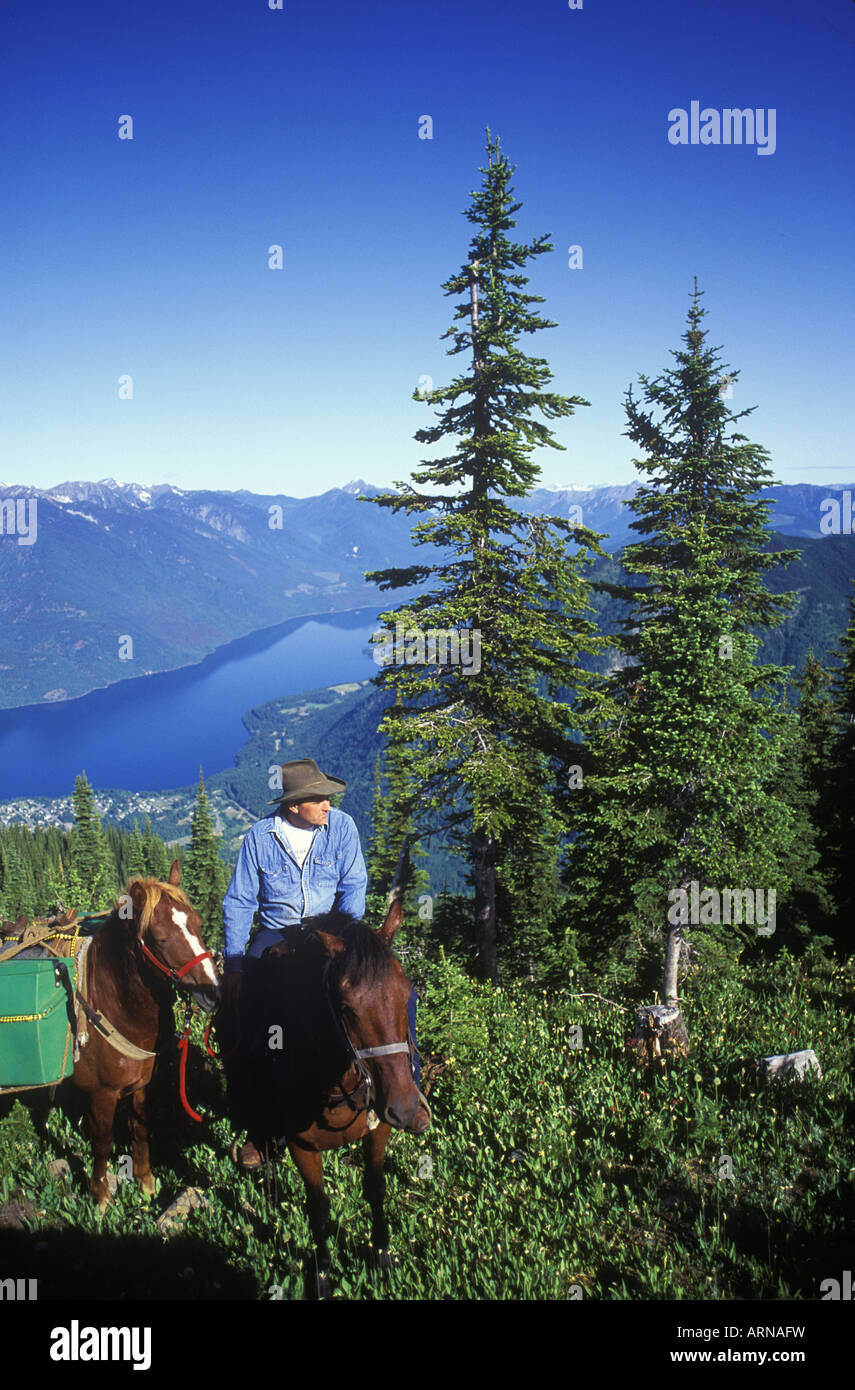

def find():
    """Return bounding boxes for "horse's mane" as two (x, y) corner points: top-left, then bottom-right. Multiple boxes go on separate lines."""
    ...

(302, 912), (394, 991)
(95, 878), (189, 1003)
(126, 877), (192, 933)
(223, 913), (395, 1140)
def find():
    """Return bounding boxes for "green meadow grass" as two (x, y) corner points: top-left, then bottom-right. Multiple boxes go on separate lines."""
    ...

(1, 944), (852, 1300)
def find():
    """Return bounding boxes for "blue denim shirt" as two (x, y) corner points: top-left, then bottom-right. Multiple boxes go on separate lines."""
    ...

(222, 807), (367, 970)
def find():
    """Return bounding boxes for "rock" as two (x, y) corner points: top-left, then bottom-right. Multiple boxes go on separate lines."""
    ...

(760, 1049), (822, 1085)
(0, 1196), (40, 1230)
(47, 1158), (71, 1181)
(156, 1186), (208, 1235)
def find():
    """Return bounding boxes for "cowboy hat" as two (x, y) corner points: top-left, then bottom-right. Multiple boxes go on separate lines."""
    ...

(268, 758), (346, 804)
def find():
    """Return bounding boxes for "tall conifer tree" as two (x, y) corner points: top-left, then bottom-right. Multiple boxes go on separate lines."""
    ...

(0, 836), (37, 920)
(183, 771), (227, 948)
(126, 820), (147, 879)
(142, 816), (170, 882)
(773, 654), (837, 943)
(366, 731), (429, 921)
(70, 772), (115, 910)
(366, 131), (608, 981)
(568, 290), (800, 1004)
(825, 584), (855, 950)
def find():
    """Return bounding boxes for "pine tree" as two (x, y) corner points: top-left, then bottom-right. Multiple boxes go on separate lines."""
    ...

(69, 773), (116, 910)
(183, 771), (227, 949)
(126, 820), (147, 879)
(613, 280), (799, 644)
(0, 835), (37, 921)
(366, 131), (608, 981)
(567, 290), (800, 1006)
(826, 584), (855, 950)
(773, 654), (837, 945)
(494, 800), (568, 981)
(142, 816), (170, 882)
(366, 732), (429, 925)
(44, 853), (71, 916)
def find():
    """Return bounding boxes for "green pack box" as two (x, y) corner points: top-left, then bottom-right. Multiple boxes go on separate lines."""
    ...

(0, 956), (77, 1089)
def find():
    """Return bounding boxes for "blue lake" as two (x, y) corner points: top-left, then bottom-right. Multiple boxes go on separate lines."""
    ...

(0, 608), (380, 799)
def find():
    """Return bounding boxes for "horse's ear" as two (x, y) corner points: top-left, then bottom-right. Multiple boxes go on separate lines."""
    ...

(378, 897), (403, 943)
(315, 931), (346, 958)
(168, 859), (181, 887)
(128, 878), (146, 907)
(378, 835), (411, 943)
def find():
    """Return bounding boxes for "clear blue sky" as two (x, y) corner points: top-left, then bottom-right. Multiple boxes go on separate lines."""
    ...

(2, 0), (853, 495)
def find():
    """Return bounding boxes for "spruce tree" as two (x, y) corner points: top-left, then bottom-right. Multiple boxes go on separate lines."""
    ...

(366, 131), (608, 981)
(69, 772), (115, 910)
(0, 836), (37, 921)
(366, 732), (429, 925)
(568, 290), (800, 1007)
(142, 816), (170, 881)
(826, 584), (855, 951)
(126, 820), (147, 879)
(773, 654), (837, 945)
(614, 280), (799, 644)
(183, 771), (227, 948)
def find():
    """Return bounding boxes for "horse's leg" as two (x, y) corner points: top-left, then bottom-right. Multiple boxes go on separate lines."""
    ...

(130, 1084), (156, 1197)
(87, 1087), (120, 1212)
(288, 1144), (331, 1298)
(362, 1122), (392, 1270)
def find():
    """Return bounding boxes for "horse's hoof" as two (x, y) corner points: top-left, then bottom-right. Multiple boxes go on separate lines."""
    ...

(138, 1174), (156, 1198)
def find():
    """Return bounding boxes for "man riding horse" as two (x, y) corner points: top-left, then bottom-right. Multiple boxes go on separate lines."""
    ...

(222, 757), (417, 1170)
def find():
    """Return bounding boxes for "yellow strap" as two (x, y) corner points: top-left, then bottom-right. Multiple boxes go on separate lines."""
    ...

(0, 1008), (58, 1023)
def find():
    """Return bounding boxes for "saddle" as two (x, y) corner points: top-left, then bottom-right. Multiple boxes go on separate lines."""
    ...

(0, 908), (81, 961)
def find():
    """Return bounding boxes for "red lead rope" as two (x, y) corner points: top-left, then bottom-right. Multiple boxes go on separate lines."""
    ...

(134, 935), (217, 1123)
(177, 1020), (203, 1124)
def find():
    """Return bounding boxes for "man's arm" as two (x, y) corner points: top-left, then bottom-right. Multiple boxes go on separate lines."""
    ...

(333, 816), (368, 920)
(223, 829), (261, 973)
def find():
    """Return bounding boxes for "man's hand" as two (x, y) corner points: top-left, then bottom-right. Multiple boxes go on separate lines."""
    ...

(222, 969), (243, 1012)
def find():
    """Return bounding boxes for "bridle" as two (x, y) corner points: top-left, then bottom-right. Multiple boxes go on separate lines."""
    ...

(315, 938), (415, 1115)
(73, 899), (217, 1123)
(134, 910), (216, 1125)
(136, 930), (214, 988)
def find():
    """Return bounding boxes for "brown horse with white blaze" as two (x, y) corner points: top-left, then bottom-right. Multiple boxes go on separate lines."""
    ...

(72, 861), (219, 1210)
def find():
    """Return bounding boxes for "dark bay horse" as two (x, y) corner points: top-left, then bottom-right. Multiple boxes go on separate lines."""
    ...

(70, 862), (219, 1209)
(221, 891), (430, 1289)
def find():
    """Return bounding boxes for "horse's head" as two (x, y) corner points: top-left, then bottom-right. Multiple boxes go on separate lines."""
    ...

(313, 898), (430, 1135)
(127, 861), (221, 1013)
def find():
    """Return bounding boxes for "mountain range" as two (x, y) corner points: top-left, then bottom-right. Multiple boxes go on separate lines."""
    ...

(0, 478), (852, 709)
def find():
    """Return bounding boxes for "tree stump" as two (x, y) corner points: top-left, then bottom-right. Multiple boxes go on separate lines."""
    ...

(630, 1004), (689, 1068)
(759, 1049), (822, 1086)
